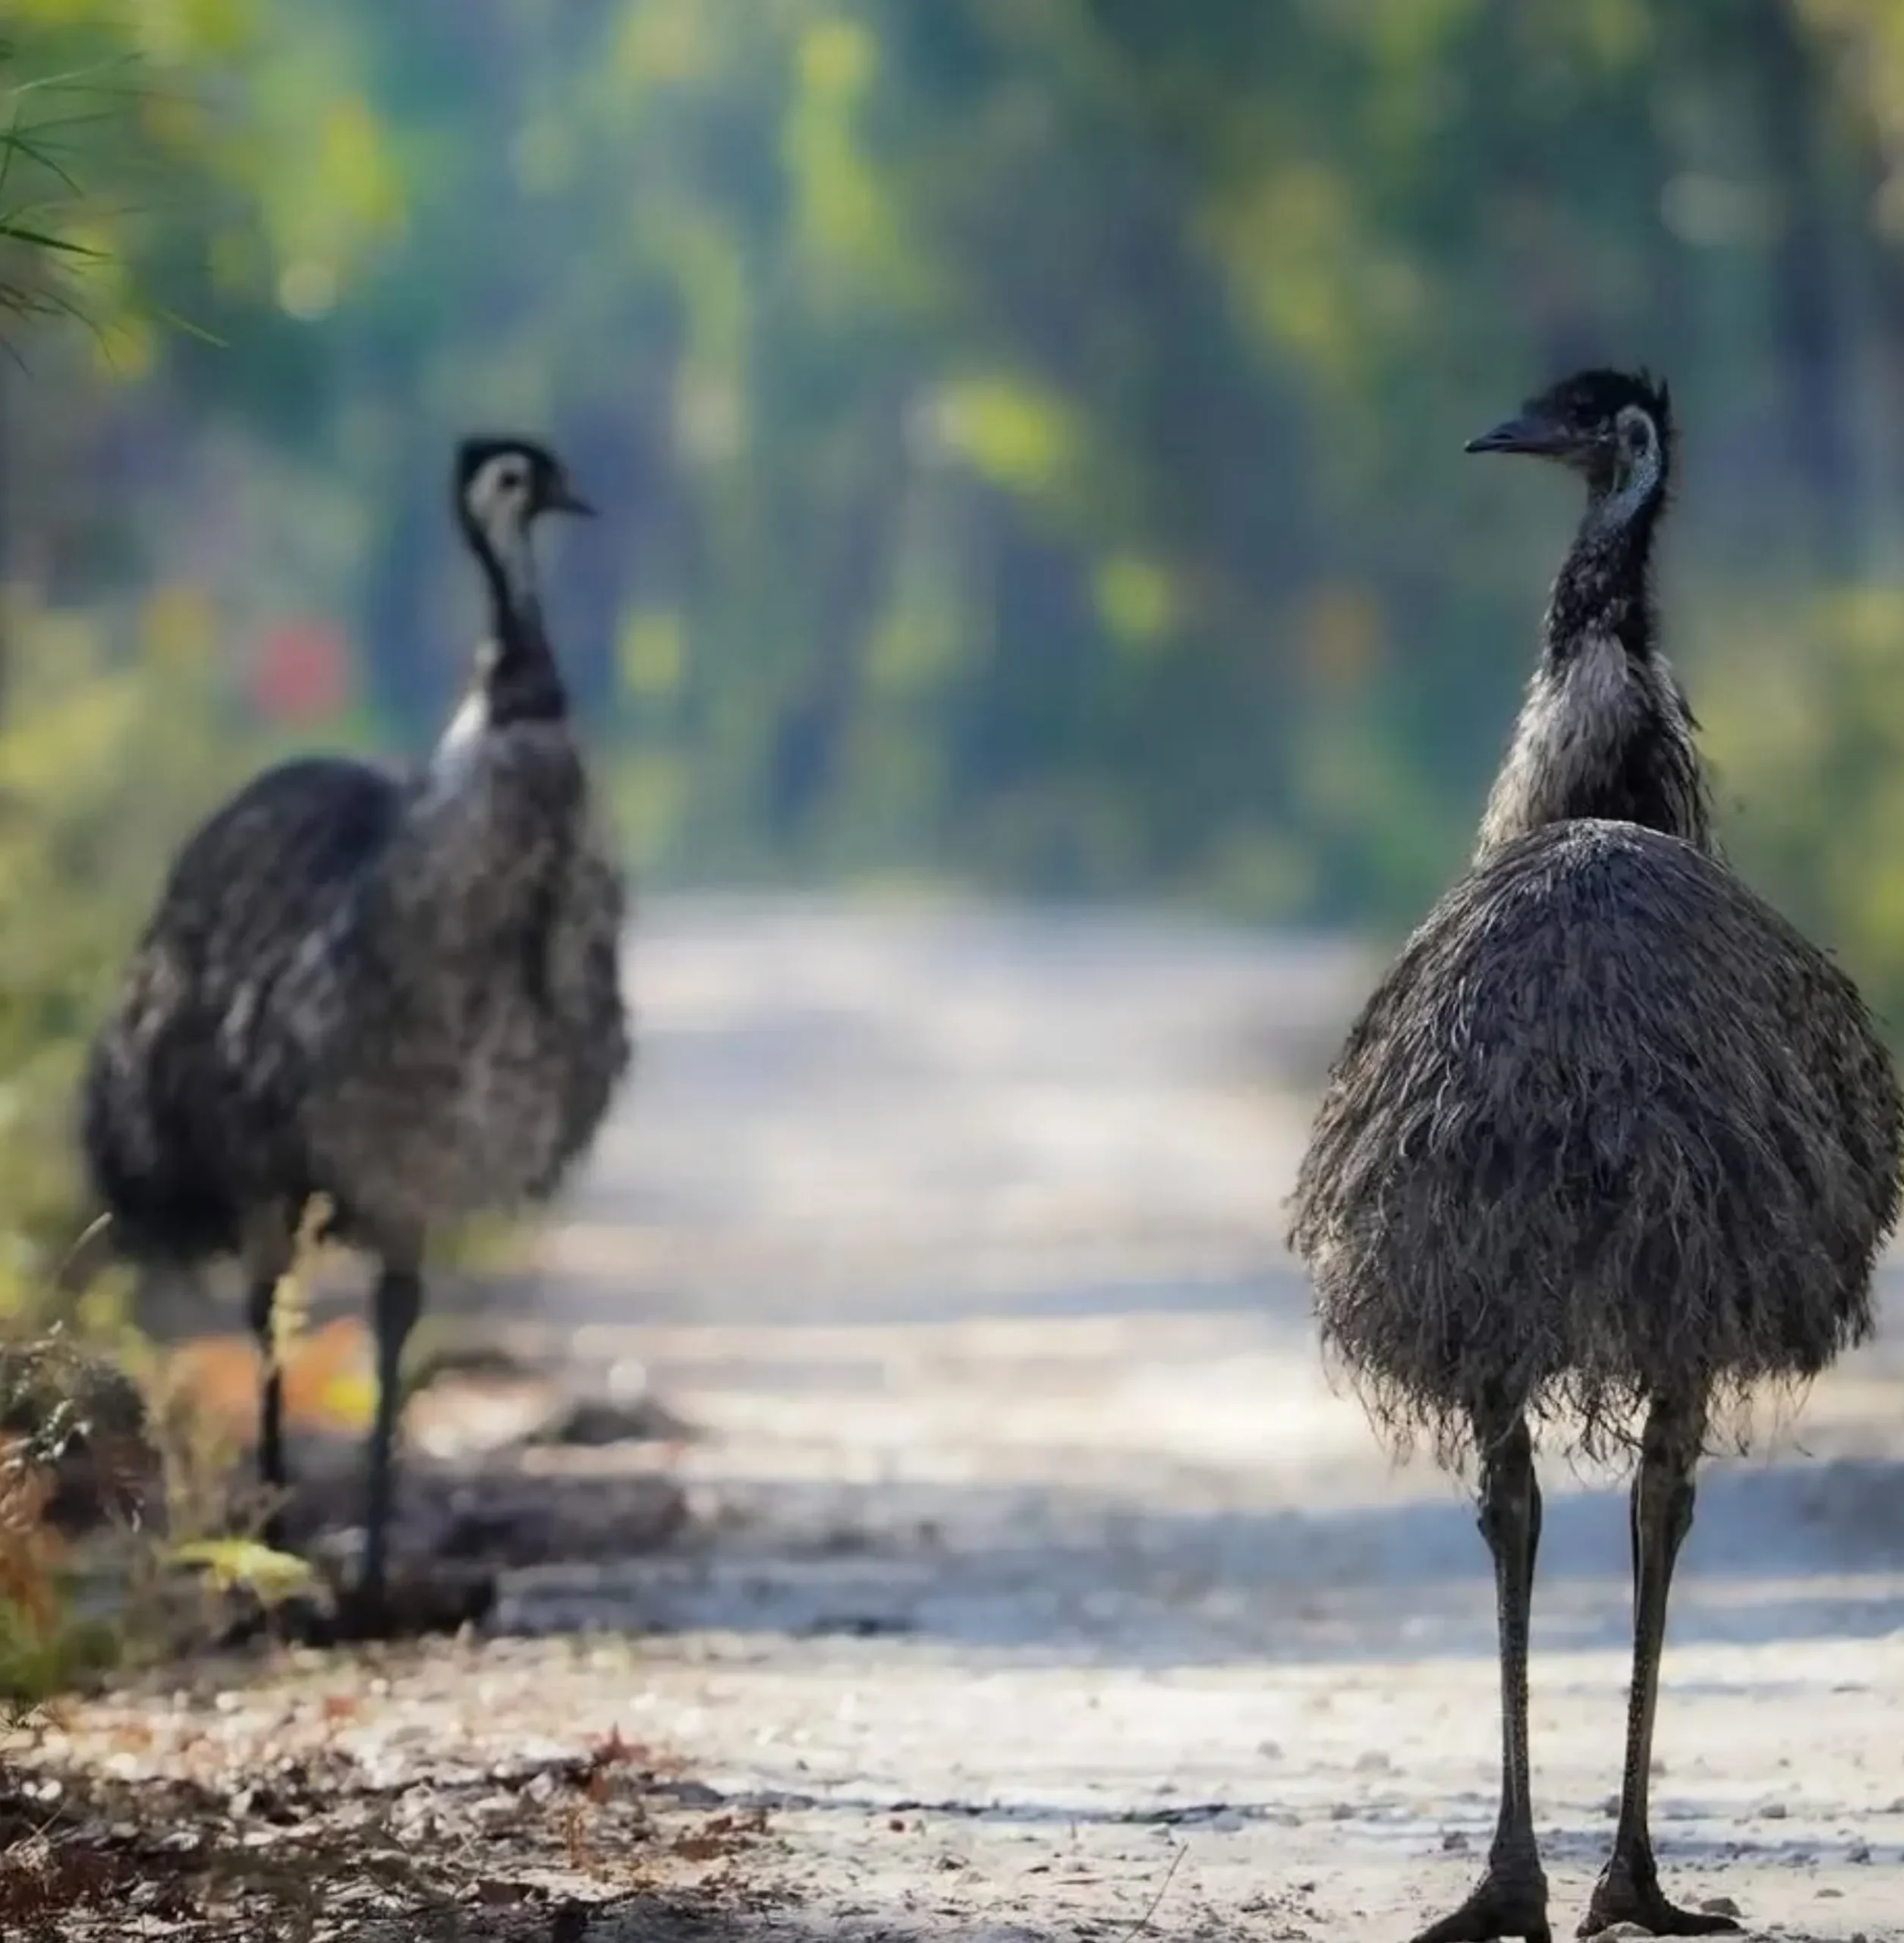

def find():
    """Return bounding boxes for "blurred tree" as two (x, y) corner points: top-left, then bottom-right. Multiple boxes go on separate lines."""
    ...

(13, 0), (1904, 1028)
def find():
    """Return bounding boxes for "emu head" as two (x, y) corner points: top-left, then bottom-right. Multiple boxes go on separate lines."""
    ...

(455, 436), (594, 562)
(1465, 367), (1672, 512)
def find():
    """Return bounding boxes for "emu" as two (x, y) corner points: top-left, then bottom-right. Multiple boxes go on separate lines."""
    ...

(1289, 370), (1902, 1941)
(81, 436), (631, 1629)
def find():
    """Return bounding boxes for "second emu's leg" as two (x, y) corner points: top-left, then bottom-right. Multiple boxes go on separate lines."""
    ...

(360, 1242), (423, 1611)
(1416, 1410), (1550, 1943)
(241, 1221), (294, 1549)
(1578, 1393), (1739, 1938)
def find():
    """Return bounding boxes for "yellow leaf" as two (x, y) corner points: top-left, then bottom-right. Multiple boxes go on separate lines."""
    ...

(169, 1538), (314, 1604)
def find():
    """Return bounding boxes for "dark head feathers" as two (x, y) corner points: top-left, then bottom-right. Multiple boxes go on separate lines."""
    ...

(1465, 366), (1673, 473)
(453, 436), (594, 525)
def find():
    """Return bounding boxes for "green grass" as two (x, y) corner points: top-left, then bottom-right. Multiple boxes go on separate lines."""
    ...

(0, 32), (121, 326)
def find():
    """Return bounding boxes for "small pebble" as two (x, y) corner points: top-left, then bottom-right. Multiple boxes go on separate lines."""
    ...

(1760, 1800), (1789, 1819)
(1700, 1897), (1742, 1918)
(1849, 1841), (1872, 1863)
(1441, 1831), (1470, 1852)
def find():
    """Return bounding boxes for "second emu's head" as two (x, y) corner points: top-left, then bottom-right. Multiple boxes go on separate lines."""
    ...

(455, 436), (594, 557)
(1465, 367), (1672, 512)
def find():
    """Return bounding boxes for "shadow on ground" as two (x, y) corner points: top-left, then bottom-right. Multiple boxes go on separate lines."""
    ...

(473, 1448), (1904, 1669)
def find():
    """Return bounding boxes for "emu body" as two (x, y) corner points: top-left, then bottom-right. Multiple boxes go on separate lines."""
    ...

(82, 438), (629, 1626)
(1297, 818), (1896, 1449)
(1289, 370), (1902, 1941)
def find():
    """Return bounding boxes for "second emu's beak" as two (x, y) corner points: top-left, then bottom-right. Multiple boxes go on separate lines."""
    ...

(548, 474), (596, 518)
(1464, 411), (1572, 458)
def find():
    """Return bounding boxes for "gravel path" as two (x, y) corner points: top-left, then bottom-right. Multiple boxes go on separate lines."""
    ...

(16, 895), (1904, 1941)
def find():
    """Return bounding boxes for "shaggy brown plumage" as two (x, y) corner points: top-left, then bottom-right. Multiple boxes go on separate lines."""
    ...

(80, 436), (630, 1631)
(1292, 817), (1902, 1464)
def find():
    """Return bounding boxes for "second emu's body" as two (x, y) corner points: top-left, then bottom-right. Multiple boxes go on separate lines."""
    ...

(1289, 371), (1902, 1942)
(83, 437), (630, 1622)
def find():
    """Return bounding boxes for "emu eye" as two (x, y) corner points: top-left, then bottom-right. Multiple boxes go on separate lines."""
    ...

(498, 462), (527, 491)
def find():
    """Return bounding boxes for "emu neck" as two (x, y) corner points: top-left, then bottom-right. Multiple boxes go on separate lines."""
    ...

(467, 520), (567, 729)
(1476, 480), (1711, 859)
(1540, 486), (1659, 675)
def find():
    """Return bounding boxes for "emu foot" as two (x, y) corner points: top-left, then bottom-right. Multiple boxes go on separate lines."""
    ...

(323, 1564), (496, 1644)
(1414, 1865), (1550, 1943)
(1578, 1853), (1740, 1938)
(215, 1564), (495, 1649)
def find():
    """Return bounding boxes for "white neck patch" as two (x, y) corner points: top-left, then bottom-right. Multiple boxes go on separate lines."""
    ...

(466, 452), (537, 594)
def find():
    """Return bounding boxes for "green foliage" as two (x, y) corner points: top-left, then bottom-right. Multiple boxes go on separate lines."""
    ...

(0, 603), (246, 1315)
(10, 0), (1904, 1081)
(0, 2), (256, 357)
(0, 1592), (117, 1718)
(0, 9), (261, 1318)
(167, 0), (1883, 944)
(0, 1331), (316, 1717)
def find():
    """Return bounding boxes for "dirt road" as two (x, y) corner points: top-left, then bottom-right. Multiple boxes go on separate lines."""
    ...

(27, 896), (1904, 1939)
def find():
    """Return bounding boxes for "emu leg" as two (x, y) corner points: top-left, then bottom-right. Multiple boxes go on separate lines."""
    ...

(243, 1269), (289, 1549)
(360, 1257), (422, 1611)
(1415, 1412), (1550, 1943)
(1579, 1394), (1738, 1938)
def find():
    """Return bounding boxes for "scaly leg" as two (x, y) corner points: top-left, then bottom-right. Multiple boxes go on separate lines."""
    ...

(1416, 1412), (1550, 1943)
(1578, 1393), (1738, 1938)
(360, 1252), (423, 1614)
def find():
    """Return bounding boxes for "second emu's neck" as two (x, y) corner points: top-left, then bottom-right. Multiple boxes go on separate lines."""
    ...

(464, 520), (569, 735)
(1474, 482), (1712, 861)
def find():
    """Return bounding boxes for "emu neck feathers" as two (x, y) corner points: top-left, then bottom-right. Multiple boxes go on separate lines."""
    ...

(1474, 479), (1710, 859)
(469, 521), (567, 728)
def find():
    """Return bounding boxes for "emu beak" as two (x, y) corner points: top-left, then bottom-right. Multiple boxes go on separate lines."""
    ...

(1464, 411), (1572, 458)
(549, 477), (596, 517)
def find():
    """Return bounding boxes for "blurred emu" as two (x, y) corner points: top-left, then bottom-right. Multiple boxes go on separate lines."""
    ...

(1290, 370), (1901, 1943)
(81, 437), (631, 1631)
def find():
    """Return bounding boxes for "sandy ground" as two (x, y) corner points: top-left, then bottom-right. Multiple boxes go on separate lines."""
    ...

(21, 895), (1904, 1941)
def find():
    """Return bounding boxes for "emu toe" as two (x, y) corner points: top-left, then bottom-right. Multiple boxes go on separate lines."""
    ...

(1414, 1868), (1550, 1943)
(1578, 1856), (1740, 1938)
